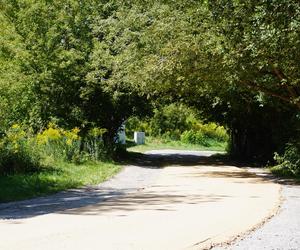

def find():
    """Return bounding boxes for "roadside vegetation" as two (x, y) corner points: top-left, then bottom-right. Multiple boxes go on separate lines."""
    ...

(0, 123), (121, 202)
(0, 161), (120, 202)
(126, 104), (228, 153)
(269, 143), (300, 179)
(127, 137), (226, 154)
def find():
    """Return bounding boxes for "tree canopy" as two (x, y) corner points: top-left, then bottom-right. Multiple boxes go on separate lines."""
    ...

(0, 0), (299, 160)
(0, 0), (151, 145)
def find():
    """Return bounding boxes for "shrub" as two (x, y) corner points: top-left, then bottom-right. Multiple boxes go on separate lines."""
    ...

(274, 143), (300, 175)
(36, 124), (108, 164)
(126, 104), (229, 144)
(0, 123), (110, 175)
(82, 127), (107, 162)
(125, 117), (150, 138)
(198, 123), (229, 142)
(180, 123), (228, 146)
(180, 130), (209, 146)
(36, 123), (81, 163)
(162, 129), (182, 141)
(0, 124), (40, 174)
(150, 104), (195, 138)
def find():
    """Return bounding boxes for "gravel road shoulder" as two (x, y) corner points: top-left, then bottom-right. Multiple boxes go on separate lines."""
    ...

(213, 182), (300, 250)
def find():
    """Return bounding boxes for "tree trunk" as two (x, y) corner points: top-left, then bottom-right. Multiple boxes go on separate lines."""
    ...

(229, 123), (274, 163)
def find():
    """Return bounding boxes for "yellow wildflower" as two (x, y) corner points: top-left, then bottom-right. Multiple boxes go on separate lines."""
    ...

(44, 127), (61, 140)
(36, 133), (48, 145)
(11, 124), (20, 129)
(66, 138), (73, 146)
(72, 127), (80, 134)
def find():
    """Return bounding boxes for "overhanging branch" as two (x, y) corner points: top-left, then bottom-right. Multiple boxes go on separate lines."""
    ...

(239, 80), (296, 105)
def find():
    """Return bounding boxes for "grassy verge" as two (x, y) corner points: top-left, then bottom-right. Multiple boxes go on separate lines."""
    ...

(0, 135), (226, 203)
(126, 137), (227, 153)
(0, 161), (121, 203)
(269, 165), (300, 182)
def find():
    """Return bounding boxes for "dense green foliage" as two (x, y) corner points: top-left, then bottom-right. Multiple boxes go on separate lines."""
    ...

(149, 104), (195, 139)
(0, 123), (121, 202)
(0, 125), (40, 175)
(180, 127), (227, 147)
(0, 123), (111, 175)
(113, 0), (300, 162)
(126, 104), (228, 145)
(272, 142), (300, 176)
(0, 0), (150, 143)
(209, 0), (300, 109)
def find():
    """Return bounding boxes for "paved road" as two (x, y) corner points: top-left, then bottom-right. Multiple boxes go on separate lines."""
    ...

(0, 150), (281, 250)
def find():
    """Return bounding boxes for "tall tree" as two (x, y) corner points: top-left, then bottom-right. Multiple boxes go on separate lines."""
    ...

(110, 0), (299, 160)
(208, 0), (300, 110)
(0, 0), (151, 147)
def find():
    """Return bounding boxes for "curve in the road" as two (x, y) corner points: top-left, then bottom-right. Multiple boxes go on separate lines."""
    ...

(0, 150), (281, 250)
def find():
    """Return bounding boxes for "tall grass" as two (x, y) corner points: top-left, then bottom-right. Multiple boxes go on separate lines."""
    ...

(0, 123), (110, 175)
(0, 124), (121, 202)
(0, 124), (40, 175)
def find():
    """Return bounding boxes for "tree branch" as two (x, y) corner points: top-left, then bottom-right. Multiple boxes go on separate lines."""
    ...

(239, 80), (297, 106)
(272, 68), (300, 110)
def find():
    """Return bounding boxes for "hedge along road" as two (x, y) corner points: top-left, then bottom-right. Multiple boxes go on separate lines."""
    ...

(0, 150), (280, 250)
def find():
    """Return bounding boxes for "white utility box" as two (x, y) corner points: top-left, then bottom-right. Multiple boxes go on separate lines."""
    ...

(134, 132), (145, 145)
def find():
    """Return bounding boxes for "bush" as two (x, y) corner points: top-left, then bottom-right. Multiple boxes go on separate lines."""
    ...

(126, 105), (229, 144)
(36, 123), (82, 163)
(125, 117), (150, 138)
(161, 129), (182, 141)
(274, 143), (300, 175)
(0, 123), (110, 175)
(36, 124), (108, 164)
(81, 127), (108, 162)
(197, 123), (229, 142)
(127, 104), (207, 140)
(180, 122), (228, 146)
(0, 125), (40, 174)
(150, 104), (196, 139)
(180, 130), (209, 146)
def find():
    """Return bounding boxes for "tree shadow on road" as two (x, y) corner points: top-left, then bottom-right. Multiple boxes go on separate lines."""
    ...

(0, 150), (296, 220)
(122, 151), (300, 187)
(122, 151), (231, 168)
